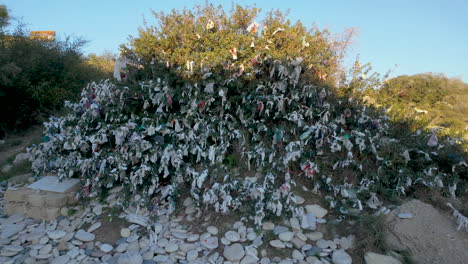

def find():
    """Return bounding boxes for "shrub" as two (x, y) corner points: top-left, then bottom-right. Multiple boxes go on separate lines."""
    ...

(362, 73), (468, 143)
(0, 7), (109, 131)
(29, 58), (467, 224)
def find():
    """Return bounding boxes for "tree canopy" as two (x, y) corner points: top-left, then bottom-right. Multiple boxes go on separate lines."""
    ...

(0, 5), (9, 31)
(121, 3), (355, 83)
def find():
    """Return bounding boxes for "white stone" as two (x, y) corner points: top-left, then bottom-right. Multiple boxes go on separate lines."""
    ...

(125, 214), (149, 227)
(142, 250), (153, 260)
(28, 176), (80, 193)
(172, 231), (188, 239)
(223, 243), (245, 261)
(127, 234), (139, 243)
(247, 232), (257, 241)
(246, 247), (258, 257)
(290, 217), (301, 230)
(115, 243), (129, 253)
(153, 255), (168, 262)
(100, 244), (113, 253)
(67, 247), (79, 258)
(262, 222), (275, 230)
(39, 236), (49, 244)
(201, 236), (218, 249)
(157, 238), (168, 247)
(39, 244), (52, 255)
(270, 240), (285, 248)
(221, 237), (231, 245)
(306, 256), (322, 264)
(292, 249), (304, 260)
(120, 228), (131, 238)
(306, 232), (323, 241)
(117, 251), (143, 264)
(332, 249), (352, 264)
(87, 222), (101, 233)
(279, 232), (294, 242)
(3, 245), (23, 252)
(187, 234), (199, 242)
(92, 205), (103, 215)
(75, 230), (95, 242)
(179, 243), (196, 253)
(225, 231), (240, 242)
(165, 242), (178, 253)
(51, 255), (70, 264)
(293, 195), (305, 205)
(364, 252), (402, 264)
(207, 226), (219, 235)
(397, 213), (414, 219)
(1, 223), (25, 239)
(305, 205), (328, 218)
(0, 249), (18, 257)
(153, 223), (163, 234)
(187, 250), (198, 261)
(301, 214), (317, 230)
(241, 255), (258, 264)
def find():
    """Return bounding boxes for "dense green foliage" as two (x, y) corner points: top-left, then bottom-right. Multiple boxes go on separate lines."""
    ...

(122, 3), (354, 83)
(0, 7), (109, 131)
(363, 73), (468, 141)
(86, 51), (116, 78)
(0, 5), (8, 30)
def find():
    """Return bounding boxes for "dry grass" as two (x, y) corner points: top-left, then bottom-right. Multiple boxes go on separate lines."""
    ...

(350, 213), (390, 264)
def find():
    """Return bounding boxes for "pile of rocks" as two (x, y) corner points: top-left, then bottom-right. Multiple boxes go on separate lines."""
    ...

(0, 178), (409, 264)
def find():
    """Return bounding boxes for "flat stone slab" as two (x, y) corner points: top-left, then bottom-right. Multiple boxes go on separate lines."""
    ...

(28, 176), (80, 193)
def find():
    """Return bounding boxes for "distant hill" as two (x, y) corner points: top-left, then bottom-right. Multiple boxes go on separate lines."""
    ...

(363, 73), (468, 141)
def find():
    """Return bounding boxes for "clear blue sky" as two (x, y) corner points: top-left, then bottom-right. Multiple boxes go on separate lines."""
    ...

(3, 0), (468, 81)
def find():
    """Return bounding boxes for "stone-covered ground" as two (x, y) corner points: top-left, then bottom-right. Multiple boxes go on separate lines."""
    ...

(0, 130), (467, 264)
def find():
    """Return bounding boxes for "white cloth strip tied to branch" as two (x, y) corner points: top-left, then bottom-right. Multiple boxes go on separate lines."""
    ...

(28, 59), (465, 226)
(447, 203), (468, 231)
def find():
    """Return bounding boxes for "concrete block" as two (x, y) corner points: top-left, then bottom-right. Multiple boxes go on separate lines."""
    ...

(27, 206), (45, 220)
(45, 207), (61, 221)
(4, 188), (34, 202)
(28, 176), (80, 193)
(4, 189), (25, 202)
(67, 193), (79, 205)
(44, 193), (67, 207)
(4, 202), (27, 215)
(28, 193), (45, 207)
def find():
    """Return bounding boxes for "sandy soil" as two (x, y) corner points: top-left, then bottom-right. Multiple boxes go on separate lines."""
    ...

(386, 199), (468, 264)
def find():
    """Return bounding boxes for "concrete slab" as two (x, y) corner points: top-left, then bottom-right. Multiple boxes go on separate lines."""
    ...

(27, 176), (80, 193)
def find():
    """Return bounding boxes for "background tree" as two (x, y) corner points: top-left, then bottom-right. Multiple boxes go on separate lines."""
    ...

(363, 73), (468, 141)
(0, 5), (8, 31)
(86, 50), (116, 78)
(0, 5), (109, 131)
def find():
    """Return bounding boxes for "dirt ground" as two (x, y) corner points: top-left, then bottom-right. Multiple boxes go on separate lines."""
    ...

(386, 199), (468, 264)
(0, 126), (42, 165)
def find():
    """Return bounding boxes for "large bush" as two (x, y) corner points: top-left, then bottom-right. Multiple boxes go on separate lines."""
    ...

(121, 3), (355, 83)
(29, 59), (467, 224)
